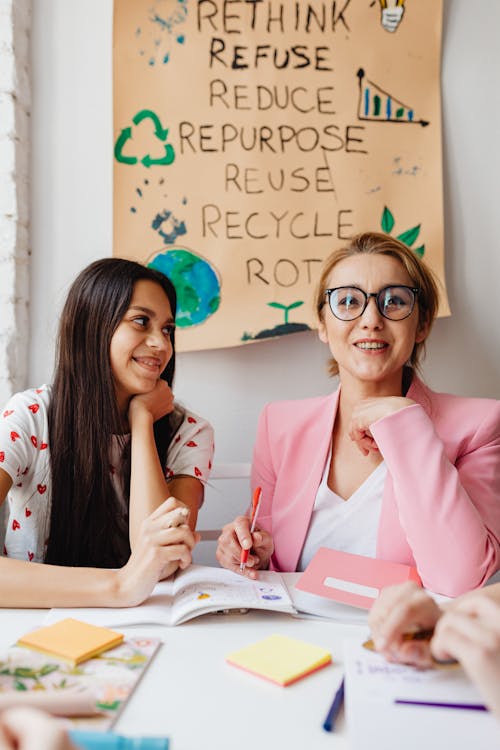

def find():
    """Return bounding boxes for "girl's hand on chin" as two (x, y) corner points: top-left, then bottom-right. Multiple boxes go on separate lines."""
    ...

(349, 397), (415, 456)
(129, 380), (175, 423)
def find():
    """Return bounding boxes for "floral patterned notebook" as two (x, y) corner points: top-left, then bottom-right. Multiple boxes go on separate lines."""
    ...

(0, 636), (161, 730)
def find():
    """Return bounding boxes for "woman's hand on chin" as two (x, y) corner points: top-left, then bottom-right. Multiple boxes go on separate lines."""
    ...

(128, 379), (175, 424)
(349, 397), (415, 456)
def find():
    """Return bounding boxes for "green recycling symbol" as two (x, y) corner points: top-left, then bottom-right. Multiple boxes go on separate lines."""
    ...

(114, 109), (175, 167)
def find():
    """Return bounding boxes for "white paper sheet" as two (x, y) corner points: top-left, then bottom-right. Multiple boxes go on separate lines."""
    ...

(343, 638), (499, 749)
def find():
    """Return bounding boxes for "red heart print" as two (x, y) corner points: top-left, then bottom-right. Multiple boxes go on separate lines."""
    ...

(12, 519), (20, 531)
(28, 551), (34, 561)
(16, 482), (22, 487)
(25, 508), (31, 517)
(0, 452), (4, 462)
(186, 441), (198, 448)
(30, 435), (37, 448)
(3, 410), (13, 418)
(40, 442), (48, 450)
(194, 467), (202, 477)
(10, 431), (20, 442)
(208, 460), (212, 470)
(3, 545), (6, 555)
(35, 388), (43, 393)
(37, 484), (47, 494)
(22, 466), (29, 475)
(166, 468), (174, 478)
(28, 404), (39, 414)
(187, 416), (197, 423)
(175, 434), (181, 443)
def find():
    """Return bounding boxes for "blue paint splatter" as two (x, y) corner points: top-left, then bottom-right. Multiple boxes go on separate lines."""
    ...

(151, 14), (171, 31)
(182, 197), (187, 205)
(139, 1), (188, 67)
(136, 188), (143, 197)
(135, 27), (141, 36)
(152, 210), (187, 244)
(130, 207), (137, 213)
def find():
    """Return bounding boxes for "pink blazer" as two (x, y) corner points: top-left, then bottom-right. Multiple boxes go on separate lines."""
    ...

(252, 378), (500, 596)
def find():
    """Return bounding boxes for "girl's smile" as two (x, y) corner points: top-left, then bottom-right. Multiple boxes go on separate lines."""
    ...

(110, 279), (175, 412)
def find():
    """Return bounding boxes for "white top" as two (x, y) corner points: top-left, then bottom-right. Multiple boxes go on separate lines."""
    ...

(0, 386), (214, 563)
(297, 449), (386, 571)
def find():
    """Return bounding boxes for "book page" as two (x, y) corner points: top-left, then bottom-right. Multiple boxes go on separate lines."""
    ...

(343, 638), (498, 749)
(45, 566), (294, 628)
(171, 565), (295, 624)
(45, 580), (177, 628)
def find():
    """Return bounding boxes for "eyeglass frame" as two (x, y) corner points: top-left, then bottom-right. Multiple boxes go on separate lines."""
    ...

(324, 285), (420, 321)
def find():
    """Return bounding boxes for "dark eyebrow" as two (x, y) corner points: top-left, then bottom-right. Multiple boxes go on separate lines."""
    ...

(128, 305), (175, 325)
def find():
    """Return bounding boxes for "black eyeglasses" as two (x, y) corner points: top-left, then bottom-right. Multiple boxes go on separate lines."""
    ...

(324, 285), (420, 321)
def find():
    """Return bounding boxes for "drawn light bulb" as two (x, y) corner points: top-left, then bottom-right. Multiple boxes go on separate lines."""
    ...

(379, 0), (406, 33)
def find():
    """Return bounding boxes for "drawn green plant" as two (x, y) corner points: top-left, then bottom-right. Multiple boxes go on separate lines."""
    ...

(381, 206), (425, 257)
(267, 301), (304, 325)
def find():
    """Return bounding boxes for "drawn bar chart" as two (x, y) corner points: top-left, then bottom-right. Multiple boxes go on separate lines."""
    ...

(357, 68), (429, 127)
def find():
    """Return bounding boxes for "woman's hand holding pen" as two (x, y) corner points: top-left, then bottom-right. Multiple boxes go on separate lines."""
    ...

(216, 516), (274, 579)
(430, 596), (500, 716)
(368, 581), (442, 667)
(116, 497), (199, 606)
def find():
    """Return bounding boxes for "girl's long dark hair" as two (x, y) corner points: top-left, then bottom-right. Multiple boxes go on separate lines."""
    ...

(45, 258), (181, 567)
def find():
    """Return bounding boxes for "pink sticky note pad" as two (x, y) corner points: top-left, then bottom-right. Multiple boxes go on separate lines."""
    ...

(295, 547), (421, 610)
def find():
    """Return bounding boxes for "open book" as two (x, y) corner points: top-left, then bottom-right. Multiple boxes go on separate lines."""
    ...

(44, 565), (371, 629)
(45, 566), (296, 628)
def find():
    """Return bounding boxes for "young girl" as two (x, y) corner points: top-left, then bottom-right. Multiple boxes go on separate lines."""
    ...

(0, 258), (214, 607)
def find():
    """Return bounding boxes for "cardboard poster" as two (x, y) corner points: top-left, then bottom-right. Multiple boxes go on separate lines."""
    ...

(114, 0), (446, 352)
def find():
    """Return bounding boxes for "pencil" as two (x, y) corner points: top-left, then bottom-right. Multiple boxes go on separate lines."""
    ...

(322, 677), (345, 732)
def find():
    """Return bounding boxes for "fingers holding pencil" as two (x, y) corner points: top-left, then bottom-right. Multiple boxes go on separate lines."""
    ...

(216, 512), (274, 579)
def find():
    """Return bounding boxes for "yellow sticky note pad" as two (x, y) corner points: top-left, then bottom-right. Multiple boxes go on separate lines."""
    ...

(226, 634), (332, 686)
(17, 618), (124, 666)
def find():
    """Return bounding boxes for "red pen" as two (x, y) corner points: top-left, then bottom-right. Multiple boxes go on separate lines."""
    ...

(239, 486), (262, 571)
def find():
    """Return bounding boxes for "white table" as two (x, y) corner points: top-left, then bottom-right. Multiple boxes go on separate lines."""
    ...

(1, 608), (368, 749)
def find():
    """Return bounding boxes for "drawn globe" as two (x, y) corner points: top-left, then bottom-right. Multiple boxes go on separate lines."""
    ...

(148, 248), (221, 327)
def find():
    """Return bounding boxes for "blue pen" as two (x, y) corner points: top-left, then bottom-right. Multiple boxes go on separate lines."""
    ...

(322, 677), (345, 732)
(69, 730), (169, 750)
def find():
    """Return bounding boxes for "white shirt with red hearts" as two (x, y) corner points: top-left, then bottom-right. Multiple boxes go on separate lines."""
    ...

(0, 386), (214, 564)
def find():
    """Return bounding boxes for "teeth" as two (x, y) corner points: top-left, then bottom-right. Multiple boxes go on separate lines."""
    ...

(356, 342), (387, 350)
(134, 358), (160, 367)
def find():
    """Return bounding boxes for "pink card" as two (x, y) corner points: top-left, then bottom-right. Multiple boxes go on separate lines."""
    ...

(295, 547), (421, 610)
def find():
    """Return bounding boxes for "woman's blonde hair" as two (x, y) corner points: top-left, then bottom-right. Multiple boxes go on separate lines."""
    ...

(315, 232), (440, 376)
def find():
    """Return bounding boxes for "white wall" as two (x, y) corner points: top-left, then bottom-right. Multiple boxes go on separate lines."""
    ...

(30, 0), (500, 490)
